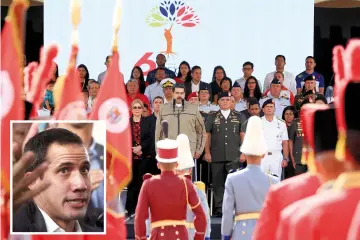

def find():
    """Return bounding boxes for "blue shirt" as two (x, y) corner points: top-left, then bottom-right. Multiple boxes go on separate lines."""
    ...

(43, 90), (54, 108)
(144, 81), (164, 106)
(295, 71), (325, 91)
(146, 67), (176, 85)
(88, 140), (105, 209)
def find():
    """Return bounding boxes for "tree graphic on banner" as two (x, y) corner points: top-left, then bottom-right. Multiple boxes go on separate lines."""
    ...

(146, 1), (200, 56)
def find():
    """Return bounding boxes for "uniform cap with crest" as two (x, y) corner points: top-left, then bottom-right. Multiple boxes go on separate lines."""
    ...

(232, 81), (241, 88)
(240, 116), (268, 156)
(176, 134), (195, 170)
(160, 78), (176, 88)
(262, 98), (274, 108)
(199, 84), (209, 91)
(218, 91), (231, 100)
(304, 75), (316, 81)
(271, 78), (281, 85)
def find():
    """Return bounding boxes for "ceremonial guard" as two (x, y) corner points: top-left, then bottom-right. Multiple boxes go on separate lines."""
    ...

(259, 79), (291, 118)
(256, 103), (340, 240)
(274, 41), (360, 240)
(347, 202), (360, 240)
(222, 116), (279, 240)
(204, 92), (242, 217)
(135, 122), (206, 240)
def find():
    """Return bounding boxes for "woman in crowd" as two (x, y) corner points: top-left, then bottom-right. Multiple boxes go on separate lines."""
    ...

(210, 65), (227, 103)
(213, 77), (233, 103)
(175, 61), (192, 83)
(130, 66), (147, 94)
(126, 99), (147, 217)
(282, 105), (298, 179)
(243, 76), (263, 101)
(77, 64), (90, 91)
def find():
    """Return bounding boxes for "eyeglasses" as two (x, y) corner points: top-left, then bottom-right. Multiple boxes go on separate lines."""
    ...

(132, 106), (142, 110)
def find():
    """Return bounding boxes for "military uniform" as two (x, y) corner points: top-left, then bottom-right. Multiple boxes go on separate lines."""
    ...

(205, 92), (242, 215)
(222, 116), (279, 240)
(259, 93), (291, 119)
(347, 202), (360, 240)
(288, 118), (307, 175)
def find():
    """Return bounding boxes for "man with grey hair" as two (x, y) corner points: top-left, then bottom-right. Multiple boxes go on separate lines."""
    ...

(126, 78), (151, 112)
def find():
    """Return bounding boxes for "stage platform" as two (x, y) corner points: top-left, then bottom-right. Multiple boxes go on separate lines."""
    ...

(126, 217), (222, 239)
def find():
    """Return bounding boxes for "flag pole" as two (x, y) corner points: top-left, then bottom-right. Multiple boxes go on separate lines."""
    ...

(112, 0), (122, 53)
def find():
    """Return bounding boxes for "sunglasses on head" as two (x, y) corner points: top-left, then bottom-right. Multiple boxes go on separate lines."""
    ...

(132, 106), (142, 110)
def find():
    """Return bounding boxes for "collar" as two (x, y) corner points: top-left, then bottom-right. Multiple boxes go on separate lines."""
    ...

(88, 138), (96, 154)
(199, 101), (211, 106)
(333, 171), (360, 190)
(246, 164), (261, 169)
(191, 80), (200, 85)
(161, 171), (176, 176)
(38, 207), (82, 232)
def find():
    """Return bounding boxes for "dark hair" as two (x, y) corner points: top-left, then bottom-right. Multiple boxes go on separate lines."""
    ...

(176, 61), (192, 83)
(243, 61), (254, 69)
(156, 67), (166, 73)
(53, 62), (59, 80)
(47, 80), (55, 85)
(173, 83), (185, 93)
(24, 128), (84, 173)
(131, 66), (146, 93)
(315, 95), (328, 104)
(105, 55), (111, 62)
(275, 55), (286, 62)
(243, 76), (263, 101)
(153, 96), (164, 103)
(143, 103), (148, 109)
(77, 64), (90, 80)
(191, 66), (201, 73)
(212, 66), (227, 82)
(306, 56), (316, 62)
(247, 97), (260, 107)
(346, 130), (360, 164)
(282, 106), (298, 121)
(220, 77), (232, 90)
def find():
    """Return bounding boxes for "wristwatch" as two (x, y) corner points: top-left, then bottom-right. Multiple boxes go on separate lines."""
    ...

(283, 157), (290, 162)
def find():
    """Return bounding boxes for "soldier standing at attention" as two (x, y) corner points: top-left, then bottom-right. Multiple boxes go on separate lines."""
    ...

(204, 91), (242, 217)
(260, 99), (289, 179)
(294, 74), (322, 111)
(222, 116), (279, 240)
(135, 122), (206, 240)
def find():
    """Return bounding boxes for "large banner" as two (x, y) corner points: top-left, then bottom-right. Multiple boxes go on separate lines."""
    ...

(44, 0), (314, 84)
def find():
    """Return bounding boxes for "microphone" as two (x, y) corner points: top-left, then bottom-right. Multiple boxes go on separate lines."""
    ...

(161, 120), (169, 139)
(181, 98), (185, 112)
(173, 98), (176, 113)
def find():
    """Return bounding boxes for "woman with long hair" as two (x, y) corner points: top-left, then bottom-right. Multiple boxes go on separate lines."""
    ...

(210, 66), (227, 102)
(77, 64), (90, 91)
(243, 76), (263, 101)
(175, 61), (191, 83)
(282, 106), (297, 128)
(131, 66), (147, 94)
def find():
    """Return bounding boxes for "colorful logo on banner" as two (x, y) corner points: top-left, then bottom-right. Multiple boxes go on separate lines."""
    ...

(135, 1), (200, 76)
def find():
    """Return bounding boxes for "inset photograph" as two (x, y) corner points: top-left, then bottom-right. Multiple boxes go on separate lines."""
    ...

(11, 120), (106, 234)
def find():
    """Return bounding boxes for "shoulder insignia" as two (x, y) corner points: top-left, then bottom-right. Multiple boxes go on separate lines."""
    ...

(143, 173), (153, 181)
(183, 174), (191, 181)
(276, 117), (285, 123)
(194, 181), (206, 193)
(297, 74), (303, 78)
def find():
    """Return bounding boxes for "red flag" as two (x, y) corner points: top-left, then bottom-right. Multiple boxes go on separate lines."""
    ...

(90, 51), (132, 200)
(53, 45), (86, 120)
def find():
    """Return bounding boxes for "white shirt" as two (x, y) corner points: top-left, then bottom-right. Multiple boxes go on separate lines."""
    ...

(259, 92), (291, 118)
(144, 81), (164, 105)
(261, 116), (288, 152)
(38, 207), (82, 232)
(221, 109), (231, 119)
(235, 77), (262, 91)
(191, 81), (200, 93)
(263, 71), (297, 95)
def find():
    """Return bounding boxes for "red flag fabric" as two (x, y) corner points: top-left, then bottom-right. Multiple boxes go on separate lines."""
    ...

(54, 45), (86, 120)
(90, 51), (132, 200)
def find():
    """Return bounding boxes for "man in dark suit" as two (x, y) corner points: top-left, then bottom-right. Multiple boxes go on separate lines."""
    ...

(184, 66), (212, 101)
(13, 128), (103, 232)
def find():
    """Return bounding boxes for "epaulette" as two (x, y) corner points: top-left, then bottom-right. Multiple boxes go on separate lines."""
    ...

(260, 95), (269, 99)
(276, 117), (285, 123)
(228, 168), (240, 174)
(143, 173), (153, 181)
(233, 110), (241, 114)
(194, 181), (206, 193)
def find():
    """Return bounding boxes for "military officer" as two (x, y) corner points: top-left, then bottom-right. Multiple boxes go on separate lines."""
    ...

(259, 79), (291, 118)
(160, 78), (176, 104)
(222, 116), (279, 240)
(199, 84), (219, 112)
(204, 91), (242, 217)
(231, 81), (247, 112)
(135, 122), (206, 240)
(260, 99), (289, 179)
(294, 75), (322, 111)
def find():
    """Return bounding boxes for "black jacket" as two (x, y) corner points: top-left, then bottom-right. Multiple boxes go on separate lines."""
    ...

(184, 81), (212, 101)
(130, 117), (153, 158)
(142, 114), (157, 158)
(13, 201), (103, 232)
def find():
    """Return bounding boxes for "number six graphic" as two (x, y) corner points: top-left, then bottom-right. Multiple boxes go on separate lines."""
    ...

(134, 52), (156, 76)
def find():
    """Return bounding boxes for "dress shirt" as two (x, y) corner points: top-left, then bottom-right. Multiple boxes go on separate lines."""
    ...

(263, 71), (296, 95)
(38, 207), (82, 232)
(191, 81), (200, 93)
(144, 81), (164, 106)
(234, 99), (247, 112)
(261, 116), (288, 152)
(221, 109), (231, 119)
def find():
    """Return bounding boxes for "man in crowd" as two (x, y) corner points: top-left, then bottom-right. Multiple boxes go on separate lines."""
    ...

(187, 92), (199, 105)
(264, 71), (295, 105)
(260, 99), (289, 179)
(263, 55), (297, 94)
(145, 53), (176, 85)
(160, 78), (176, 104)
(235, 61), (262, 90)
(56, 122), (105, 209)
(155, 83), (206, 160)
(231, 81), (247, 112)
(239, 97), (263, 124)
(204, 92), (242, 217)
(13, 128), (103, 232)
(185, 66), (211, 100)
(295, 56), (325, 94)
(126, 79), (151, 113)
(87, 81), (100, 113)
(199, 84), (219, 114)
(222, 116), (279, 240)
(260, 79), (291, 118)
(294, 74), (322, 111)
(97, 55), (111, 84)
(144, 67), (167, 105)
